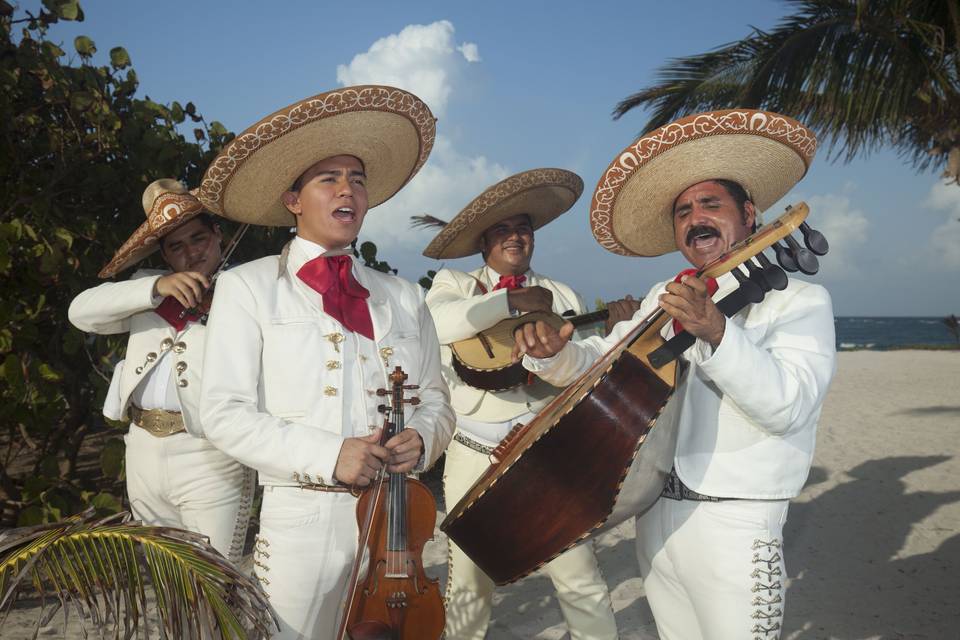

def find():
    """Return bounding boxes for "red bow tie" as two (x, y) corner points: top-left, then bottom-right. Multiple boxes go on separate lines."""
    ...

(154, 296), (200, 332)
(671, 268), (719, 336)
(297, 255), (374, 340)
(493, 274), (526, 291)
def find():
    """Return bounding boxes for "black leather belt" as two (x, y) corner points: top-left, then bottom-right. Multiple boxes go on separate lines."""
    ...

(661, 468), (733, 502)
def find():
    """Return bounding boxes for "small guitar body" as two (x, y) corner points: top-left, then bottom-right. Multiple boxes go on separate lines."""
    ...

(450, 310), (608, 392)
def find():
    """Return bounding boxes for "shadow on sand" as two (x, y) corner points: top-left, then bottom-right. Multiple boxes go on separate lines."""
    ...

(785, 456), (960, 639)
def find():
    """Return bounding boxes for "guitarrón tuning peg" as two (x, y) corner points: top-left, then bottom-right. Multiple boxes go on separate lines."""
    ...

(772, 240), (798, 272)
(799, 221), (829, 256)
(731, 266), (765, 303)
(743, 259), (772, 292)
(783, 234), (820, 275)
(755, 253), (788, 290)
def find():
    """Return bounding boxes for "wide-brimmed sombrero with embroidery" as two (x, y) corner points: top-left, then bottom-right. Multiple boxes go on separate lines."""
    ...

(99, 179), (205, 278)
(590, 109), (818, 257)
(421, 168), (583, 259)
(198, 85), (436, 226)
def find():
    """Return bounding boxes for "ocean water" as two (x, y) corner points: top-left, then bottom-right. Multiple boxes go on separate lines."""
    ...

(835, 317), (959, 350)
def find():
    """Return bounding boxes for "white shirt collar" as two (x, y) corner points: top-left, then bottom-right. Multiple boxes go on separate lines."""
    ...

(292, 235), (351, 260)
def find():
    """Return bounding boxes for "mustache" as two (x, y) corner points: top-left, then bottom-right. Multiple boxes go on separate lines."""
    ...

(686, 225), (720, 246)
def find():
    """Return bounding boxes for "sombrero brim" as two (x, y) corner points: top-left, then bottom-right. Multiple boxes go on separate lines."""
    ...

(423, 168), (584, 259)
(199, 85), (436, 226)
(590, 110), (817, 257)
(99, 193), (204, 278)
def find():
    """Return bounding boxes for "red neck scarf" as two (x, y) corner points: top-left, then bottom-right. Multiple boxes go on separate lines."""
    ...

(154, 296), (200, 332)
(671, 268), (719, 336)
(493, 274), (526, 291)
(297, 255), (374, 340)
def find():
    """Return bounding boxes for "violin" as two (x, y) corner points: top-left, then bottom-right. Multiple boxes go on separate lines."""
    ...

(336, 366), (445, 640)
(178, 223), (250, 323)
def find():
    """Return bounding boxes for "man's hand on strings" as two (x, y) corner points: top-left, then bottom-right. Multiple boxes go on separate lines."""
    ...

(334, 429), (389, 487)
(384, 429), (424, 473)
(659, 275), (726, 348)
(511, 320), (575, 361)
(155, 272), (210, 308)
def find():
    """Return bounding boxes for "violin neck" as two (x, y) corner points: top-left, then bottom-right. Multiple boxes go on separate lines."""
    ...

(385, 391), (408, 553)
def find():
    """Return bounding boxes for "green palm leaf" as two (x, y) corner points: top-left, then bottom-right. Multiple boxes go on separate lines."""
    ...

(613, 0), (960, 181)
(0, 509), (276, 639)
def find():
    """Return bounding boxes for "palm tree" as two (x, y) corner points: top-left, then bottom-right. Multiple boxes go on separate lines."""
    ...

(614, 0), (960, 182)
(0, 509), (276, 638)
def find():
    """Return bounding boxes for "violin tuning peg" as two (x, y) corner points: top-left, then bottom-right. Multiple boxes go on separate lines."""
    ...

(755, 252), (788, 291)
(403, 384), (420, 391)
(784, 234), (820, 275)
(377, 404), (389, 414)
(375, 388), (388, 396)
(407, 397), (421, 406)
(799, 221), (829, 256)
(772, 240), (798, 272)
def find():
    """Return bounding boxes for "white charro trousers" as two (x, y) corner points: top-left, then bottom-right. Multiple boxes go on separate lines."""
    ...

(253, 487), (360, 640)
(635, 497), (789, 640)
(124, 425), (252, 561)
(443, 437), (619, 640)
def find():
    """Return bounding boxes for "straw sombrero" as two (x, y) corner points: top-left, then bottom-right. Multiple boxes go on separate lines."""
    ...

(590, 109), (818, 257)
(421, 168), (583, 259)
(99, 179), (205, 278)
(198, 85), (436, 226)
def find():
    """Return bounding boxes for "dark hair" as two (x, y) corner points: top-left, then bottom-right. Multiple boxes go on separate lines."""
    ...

(712, 179), (750, 213)
(158, 213), (218, 249)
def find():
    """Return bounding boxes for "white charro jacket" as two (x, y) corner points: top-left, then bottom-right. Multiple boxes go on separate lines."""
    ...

(68, 269), (207, 437)
(524, 273), (836, 500)
(199, 242), (455, 488)
(425, 266), (587, 423)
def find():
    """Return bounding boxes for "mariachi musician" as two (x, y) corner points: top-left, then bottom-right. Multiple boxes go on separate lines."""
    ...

(197, 85), (454, 640)
(68, 179), (254, 562)
(516, 110), (837, 639)
(421, 169), (618, 640)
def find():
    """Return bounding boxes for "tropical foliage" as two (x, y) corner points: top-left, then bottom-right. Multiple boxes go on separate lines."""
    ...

(0, 508), (276, 638)
(0, 0), (404, 530)
(613, 0), (960, 183)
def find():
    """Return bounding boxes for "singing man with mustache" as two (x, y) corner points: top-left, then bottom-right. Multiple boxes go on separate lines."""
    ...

(421, 169), (618, 640)
(515, 112), (837, 640)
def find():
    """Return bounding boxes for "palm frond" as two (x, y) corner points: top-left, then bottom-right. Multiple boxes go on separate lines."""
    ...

(409, 214), (448, 230)
(0, 508), (276, 639)
(613, 0), (960, 177)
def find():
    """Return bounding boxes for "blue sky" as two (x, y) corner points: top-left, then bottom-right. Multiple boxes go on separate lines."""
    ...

(31, 0), (960, 316)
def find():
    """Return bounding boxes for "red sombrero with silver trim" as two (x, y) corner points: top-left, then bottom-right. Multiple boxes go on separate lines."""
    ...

(590, 109), (818, 256)
(98, 179), (205, 278)
(199, 85), (436, 226)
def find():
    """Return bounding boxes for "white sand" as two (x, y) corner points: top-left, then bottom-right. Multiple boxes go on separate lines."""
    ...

(5, 351), (959, 639)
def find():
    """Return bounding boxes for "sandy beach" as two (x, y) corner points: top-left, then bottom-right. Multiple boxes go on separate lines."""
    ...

(5, 350), (959, 639)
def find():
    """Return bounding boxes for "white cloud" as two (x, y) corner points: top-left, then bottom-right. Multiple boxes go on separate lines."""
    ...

(923, 180), (960, 269)
(335, 20), (479, 117)
(363, 135), (510, 248)
(457, 42), (481, 63)
(335, 21), (500, 250)
(801, 191), (869, 278)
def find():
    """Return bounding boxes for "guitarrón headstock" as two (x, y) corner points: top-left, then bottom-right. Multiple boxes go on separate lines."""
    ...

(701, 202), (809, 278)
